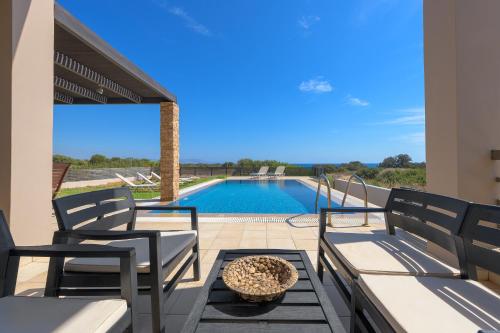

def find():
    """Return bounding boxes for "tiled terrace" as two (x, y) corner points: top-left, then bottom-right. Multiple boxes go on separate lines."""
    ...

(16, 218), (384, 333)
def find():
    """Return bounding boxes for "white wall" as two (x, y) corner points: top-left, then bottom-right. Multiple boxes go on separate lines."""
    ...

(0, 0), (54, 244)
(425, 0), (500, 204)
(334, 179), (391, 208)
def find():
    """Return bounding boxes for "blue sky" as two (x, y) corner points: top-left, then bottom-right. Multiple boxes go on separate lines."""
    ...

(55, 0), (425, 163)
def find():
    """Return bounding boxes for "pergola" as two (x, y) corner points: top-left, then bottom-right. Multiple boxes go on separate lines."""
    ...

(0, 1), (179, 244)
(53, 4), (179, 201)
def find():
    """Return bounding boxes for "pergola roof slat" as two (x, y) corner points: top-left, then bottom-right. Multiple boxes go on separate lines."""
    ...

(54, 4), (176, 105)
(54, 76), (107, 104)
(54, 51), (142, 103)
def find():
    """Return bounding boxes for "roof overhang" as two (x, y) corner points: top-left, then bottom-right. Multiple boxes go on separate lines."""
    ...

(54, 4), (176, 105)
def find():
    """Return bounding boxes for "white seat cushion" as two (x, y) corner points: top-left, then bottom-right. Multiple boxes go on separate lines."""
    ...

(358, 274), (500, 332)
(0, 296), (127, 333)
(65, 230), (196, 273)
(324, 231), (460, 276)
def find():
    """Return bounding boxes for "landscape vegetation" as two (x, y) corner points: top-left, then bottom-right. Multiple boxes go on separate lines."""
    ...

(54, 153), (426, 199)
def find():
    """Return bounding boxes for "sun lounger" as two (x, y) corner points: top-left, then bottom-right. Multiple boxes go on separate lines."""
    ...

(136, 171), (156, 184)
(150, 172), (197, 183)
(115, 173), (157, 188)
(250, 166), (269, 178)
(268, 166), (286, 178)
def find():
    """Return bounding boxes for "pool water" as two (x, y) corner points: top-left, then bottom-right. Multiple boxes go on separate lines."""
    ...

(167, 180), (340, 214)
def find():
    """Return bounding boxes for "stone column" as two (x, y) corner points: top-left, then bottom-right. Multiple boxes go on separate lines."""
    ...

(160, 102), (180, 201)
(0, 0), (54, 244)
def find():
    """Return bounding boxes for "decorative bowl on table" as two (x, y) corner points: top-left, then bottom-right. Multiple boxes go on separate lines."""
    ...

(222, 255), (299, 302)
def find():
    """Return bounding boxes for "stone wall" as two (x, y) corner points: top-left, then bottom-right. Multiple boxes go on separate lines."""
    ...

(65, 167), (158, 182)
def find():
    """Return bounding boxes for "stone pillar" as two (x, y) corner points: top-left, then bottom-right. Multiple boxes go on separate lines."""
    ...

(424, 0), (500, 204)
(160, 102), (180, 201)
(0, 0), (54, 244)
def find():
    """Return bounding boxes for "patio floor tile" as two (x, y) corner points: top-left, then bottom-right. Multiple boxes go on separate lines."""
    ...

(239, 238), (267, 249)
(267, 229), (291, 239)
(242, 230), (266, 239)
(293, 239), (319, 250)
(217, 229), (243, 239)
(266, 238), (296, 249)
(208, 238), (241, 249)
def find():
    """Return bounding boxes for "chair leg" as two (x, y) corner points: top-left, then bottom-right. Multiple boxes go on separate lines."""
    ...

(350, 286), (357, 333)
(317, 248), (324, 281)
(45, 257), (64, 296)
(45, 233), (67, 297)
(149, 237), (165, 332)
(193, 245), (201, 281)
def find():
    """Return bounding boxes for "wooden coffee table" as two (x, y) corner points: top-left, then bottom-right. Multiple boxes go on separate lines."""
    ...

(181, 249), (346, 333)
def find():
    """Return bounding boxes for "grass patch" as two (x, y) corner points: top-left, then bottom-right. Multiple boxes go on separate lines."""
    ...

(56, 176), (225, 200)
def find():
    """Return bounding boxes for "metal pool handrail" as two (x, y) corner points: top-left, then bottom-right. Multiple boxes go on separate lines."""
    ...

(315, 174), (332, 226)
(341, 173), (369, 226)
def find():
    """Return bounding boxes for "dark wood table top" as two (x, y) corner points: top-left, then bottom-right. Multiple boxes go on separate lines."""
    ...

(181, 249), (346, 333)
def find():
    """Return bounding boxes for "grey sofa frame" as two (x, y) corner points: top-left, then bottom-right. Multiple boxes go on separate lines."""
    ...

(0, 210), (138, 332)
(317, 188), (470, 306)
(47, 187), (200, 333)
(350, 202), (500, 333)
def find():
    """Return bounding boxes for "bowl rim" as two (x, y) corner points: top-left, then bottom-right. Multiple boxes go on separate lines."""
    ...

(222, 255), (299, 297)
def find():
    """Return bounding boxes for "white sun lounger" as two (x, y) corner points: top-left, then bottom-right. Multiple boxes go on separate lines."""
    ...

(136, 172), (156, 184)
(150, 172), (196, 183)
(115, 173), (157, 188)
(151, 171), (161, 181)
(268, 166), (286, 178)
(250, 166), (269, 178)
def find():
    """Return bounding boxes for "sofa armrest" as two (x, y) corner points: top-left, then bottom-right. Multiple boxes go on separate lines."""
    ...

(54, 229), (161, 241)
(8, 244), (138, 319)
(11, 244), (135, 258)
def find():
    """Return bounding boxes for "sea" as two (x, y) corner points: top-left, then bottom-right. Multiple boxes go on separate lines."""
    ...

(292, 163), (379, 169)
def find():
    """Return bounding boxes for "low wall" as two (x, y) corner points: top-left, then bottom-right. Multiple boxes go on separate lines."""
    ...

(334, 179), (391, 207)
(65, 167), (156, 182)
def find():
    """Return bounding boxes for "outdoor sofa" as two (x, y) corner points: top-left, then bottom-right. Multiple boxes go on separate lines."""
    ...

(0, 210), (138, 332)
(350, 203), (500, 332)
(317, 188), (470, 305)
(47, 187), (200, 333)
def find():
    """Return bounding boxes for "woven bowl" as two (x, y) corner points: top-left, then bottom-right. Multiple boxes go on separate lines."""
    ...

(222, 255), (299, 302)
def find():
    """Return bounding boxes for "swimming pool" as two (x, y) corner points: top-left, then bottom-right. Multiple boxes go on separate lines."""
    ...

(166, 180), (340, 214)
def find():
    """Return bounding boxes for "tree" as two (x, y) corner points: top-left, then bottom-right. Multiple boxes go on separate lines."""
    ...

(89, 154), (108, 165)
(236, 159), (255, 169)
(380, 156), (396, 168)
(342, 161), (364, 171)
(395, 154), (412, 168)
(380, 154), (413, 168)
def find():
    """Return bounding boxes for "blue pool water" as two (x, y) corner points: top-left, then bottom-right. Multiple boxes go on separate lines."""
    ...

(167, 180), (340, 214)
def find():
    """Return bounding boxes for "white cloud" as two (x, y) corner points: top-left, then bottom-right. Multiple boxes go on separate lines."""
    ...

(399, 131), (425, 144)
(376, 107), (425, 125)
(298, 16), (320, 29)
(299, 77), (333, 93)
(168, 7), (211, 36)
(347, 95), (370, 107)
